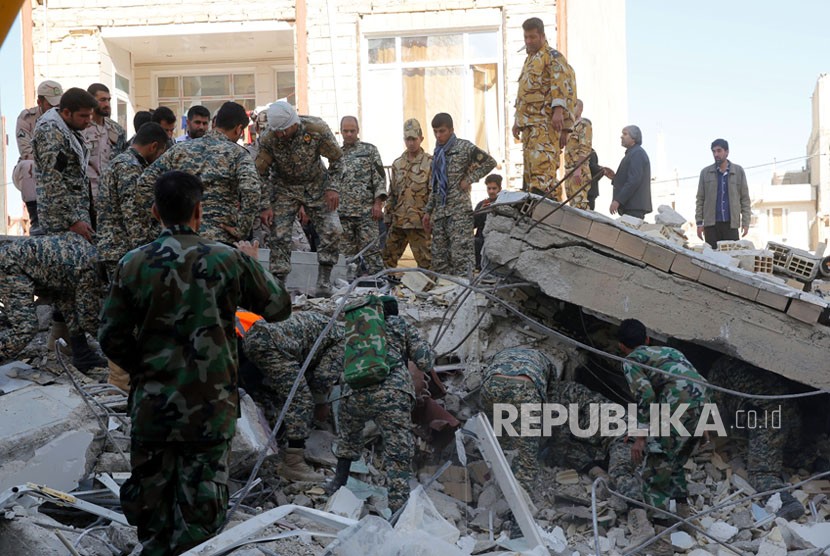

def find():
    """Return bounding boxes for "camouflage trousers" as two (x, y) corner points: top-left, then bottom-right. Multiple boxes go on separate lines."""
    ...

(564, 166), (591, 210)
(265, 196), (342, 278)
(641, 405), (702, 509)
(335, 385), (415, 512)
(521, 122), (560, 193)
(608, 436), (644, 502)
(121, 438), (230, 556)
(430, 205), (474, 276)
(252, 218), (311, 253)
(480, 376), (541, 489)
(339, 216), (384, 275)
(383, 227), (431, 270)
(244, 327), (341, 441)
(0, 273), (37, 358)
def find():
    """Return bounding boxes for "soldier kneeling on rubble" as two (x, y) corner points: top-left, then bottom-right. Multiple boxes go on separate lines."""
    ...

(0, 233), (106, 371)
(243, 311), (344, 482)
(326, 295), (436, 514)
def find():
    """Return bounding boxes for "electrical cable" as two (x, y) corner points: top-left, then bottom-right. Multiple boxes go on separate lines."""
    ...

(649, 152), (821, 185)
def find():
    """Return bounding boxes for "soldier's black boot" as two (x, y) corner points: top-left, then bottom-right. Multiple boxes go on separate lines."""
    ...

(69, 335), (107, 372)
(324, 457), (352, 495)
(26, 201), (44, 236)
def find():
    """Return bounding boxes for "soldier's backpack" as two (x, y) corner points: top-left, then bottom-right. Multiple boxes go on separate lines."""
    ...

(343, 295), (390, 388)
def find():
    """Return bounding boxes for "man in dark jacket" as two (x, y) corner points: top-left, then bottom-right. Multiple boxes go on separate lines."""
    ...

(603, 125), (652, 219)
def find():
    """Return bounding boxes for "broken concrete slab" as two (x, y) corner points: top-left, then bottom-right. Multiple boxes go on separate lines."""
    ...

(0, 512), (79, 556)
(324, 486), (363, 520)
(230, 392), (275, 475)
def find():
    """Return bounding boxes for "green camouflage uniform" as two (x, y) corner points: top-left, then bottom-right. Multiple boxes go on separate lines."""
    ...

(98, 224), (290, 556)
(335, 315), (434, 511)
(255, 116), (344, 277)
(0, 233), (102, 358)
(515, 41), (577, 193)
(564, 117), (592, 209)
(337, 140), (386, 274)
(480, 348), (557, 487)
(96, 148), (150, 274)
(135, 130), (262, 246)
(242, 311), (344, 441)
(622, 345), (709, 509)
(424, 137), (496, 276)
(82, 117), (127, 198)
(708, 358), (805, 492)
(383, 148), (432, 269)
(32, 108), (95, 234)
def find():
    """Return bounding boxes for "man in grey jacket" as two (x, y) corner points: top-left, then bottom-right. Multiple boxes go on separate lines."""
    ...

(603, 125), (652, 219)
(695, 138), (751, 249)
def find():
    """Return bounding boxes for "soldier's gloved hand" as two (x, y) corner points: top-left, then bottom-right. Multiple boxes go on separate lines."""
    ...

(324, 190), (339, 212)
(70, 221), (95, 243)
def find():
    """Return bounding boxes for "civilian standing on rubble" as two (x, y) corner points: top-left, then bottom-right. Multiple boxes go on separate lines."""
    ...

(98, 171), (290, 556)
(135, 102), (261, 247)
(512, 17), (577, 195)
(617, 318), (709, 515)
(695, 138), (751, 249)
(328, 296), (435, 513)
(176, 105), (210, 142)
(603, 125), (652, 219)
(563, 99), (592, 209)
(13, 79), (64, 235)
(256, 101), (344, 295)
(383, 118), (432, 270)
(473, 174), (502, 271)
(242, 311), (344, 482)
(422, 112), (496, 276)
(336, 115), (387, 275)
(82, 83), (127, 199)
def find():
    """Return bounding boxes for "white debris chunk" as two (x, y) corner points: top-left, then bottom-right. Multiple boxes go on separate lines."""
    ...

(706, 520), (738, 543)
(670, 531), (695, 550)
(654, 204), (687, 227)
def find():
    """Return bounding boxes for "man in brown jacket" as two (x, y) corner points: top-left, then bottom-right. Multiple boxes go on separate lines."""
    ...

(696, 138), (751, 249)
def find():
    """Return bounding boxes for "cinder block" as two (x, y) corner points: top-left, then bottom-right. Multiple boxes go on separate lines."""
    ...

(698, 268), (731, 292)
(614, 231), (649, 260)
(641, 244), (676, 272)
(587, 221), (620, 248)
(725, 279), (759, 301)
(559, 211), (592, 238)
(670, 254), (702, 281)
(755, 289), (790, 311)
(787, 298), (823, 324)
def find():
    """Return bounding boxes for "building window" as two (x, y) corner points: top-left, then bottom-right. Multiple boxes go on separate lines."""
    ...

(768, 208), (788, 235)
(276, 70), (296, 106)
(156, 72), (257, 136)
(363, 30), (501, 165)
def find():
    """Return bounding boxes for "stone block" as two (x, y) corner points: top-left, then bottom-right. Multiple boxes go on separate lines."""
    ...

(725, 278), (759, 301)
(755, 288), (791, 311)
(531, 202), (564, 228)
(586, 221), (620, 248)
(670, 253), (702, 281)
(613, 231), (648, 260)
(786, 298), (823, 324)
(559, 210), (592, 238)
(697, 268), (731, 292)
(641, 243), (676, 271)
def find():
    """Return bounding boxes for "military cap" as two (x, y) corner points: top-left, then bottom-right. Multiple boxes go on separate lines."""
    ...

(403, 118), (422, 139)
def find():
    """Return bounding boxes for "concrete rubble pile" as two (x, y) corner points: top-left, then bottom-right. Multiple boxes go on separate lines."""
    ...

(4, 195), (830, 554)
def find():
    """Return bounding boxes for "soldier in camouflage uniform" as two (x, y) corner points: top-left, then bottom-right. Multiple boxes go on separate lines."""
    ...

(423, 113), (496, 276)
(98, 171), (290, 556)
(82, 83), (127, 199)
(243, 311), (344, 482)
(13, 79), (64, 235)
(328, 298), (435, 512)
(564, 99), (592, 210)
(32, 87), (98, 241)
(708, 357), (807, 520)
(383, 119), (432, 269)
(512, 17), (577, 194)
(135, 102), (261, 248)
(618, 319), (709, 511)
(97, 122), (169, 276)
(256, 101), (344, 294)
(479, 348), (559, 488)
(0, 233), (105, 371)
(336, 116), (386, 275)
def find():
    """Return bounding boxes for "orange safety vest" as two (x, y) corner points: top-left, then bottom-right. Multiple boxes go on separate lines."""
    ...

(235, 310), (263, 337)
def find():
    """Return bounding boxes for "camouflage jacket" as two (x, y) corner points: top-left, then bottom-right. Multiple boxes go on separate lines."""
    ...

(424, 138), (496, 215)
(82, 117), (127, 196)
(623, 345), (709, 425)
(254, 116), (344, 208)
(515, 41), (577, 129)
(337, 140), (386, 218)
(565, 118), (593, 170)
(136, 130), (262, 246)
(244, 311), (344, 368)
(369, 315), (435, 399)
(98, 225), (291, 443)
(96, 148), (149, 263)
(0, 232), (102, 335)
(385, 149), (431, 229)
(32, 108), (94, 233)
(485, 347), (557, 401)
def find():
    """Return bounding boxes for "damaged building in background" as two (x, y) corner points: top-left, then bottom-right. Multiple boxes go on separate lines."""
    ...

(3, 193), (830, 555)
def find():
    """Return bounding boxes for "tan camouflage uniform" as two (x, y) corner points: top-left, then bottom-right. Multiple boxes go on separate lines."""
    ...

(564, 117), (592, 209)
(12, 106), (44, 203)
(424, 138), (496, 276)
(383, 146), (432, 269)
(255, 116), (344, 278)
(136, 130), (262, 246)
(338, 140), (386, 274)
(82, 117), (127, 198)
(515, 41), (577, 193)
